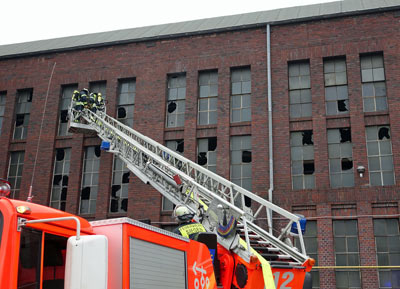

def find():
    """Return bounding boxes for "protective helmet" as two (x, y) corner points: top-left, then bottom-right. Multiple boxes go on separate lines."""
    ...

(173, 205), (194, 223)
(80, 88), (89, 95)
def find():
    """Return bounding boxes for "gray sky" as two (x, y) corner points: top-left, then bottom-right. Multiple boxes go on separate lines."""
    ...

(1, 0), (337, 45)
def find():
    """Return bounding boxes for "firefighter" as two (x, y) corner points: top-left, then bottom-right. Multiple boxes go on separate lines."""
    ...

(80, 88), (89, 109)
(89, 92), (98, 113)
(96, 92), (105, 112)
(72, 90), (84, 111)
(173, 205), (206, 240)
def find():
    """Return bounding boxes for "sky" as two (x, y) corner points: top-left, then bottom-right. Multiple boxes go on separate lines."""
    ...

(1, 0), (338, 45)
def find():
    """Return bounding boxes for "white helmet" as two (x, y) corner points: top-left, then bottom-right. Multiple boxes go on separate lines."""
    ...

(173, 205), (194, 223)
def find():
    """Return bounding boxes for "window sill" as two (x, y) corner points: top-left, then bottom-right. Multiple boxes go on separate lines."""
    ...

(230, 121), (251, 127)
(197, 124), (217, 129)
(164, 127), (184, 132)
(289, 117), (313, 122)
(325, 114), (350, 120)
(364, 110), (389, 117)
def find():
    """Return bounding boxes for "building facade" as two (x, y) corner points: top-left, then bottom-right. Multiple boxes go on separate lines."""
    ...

(1, 1), (400, 288)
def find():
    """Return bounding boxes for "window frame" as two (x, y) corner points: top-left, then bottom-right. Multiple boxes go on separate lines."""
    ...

(288, 61), (312, 118)
(198, 70), (218, 125)
(230, 67), (251, 123)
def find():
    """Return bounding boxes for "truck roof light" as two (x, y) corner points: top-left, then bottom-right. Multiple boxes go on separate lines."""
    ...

(16, 206), (31, 215)
(0, 179), (11, 197)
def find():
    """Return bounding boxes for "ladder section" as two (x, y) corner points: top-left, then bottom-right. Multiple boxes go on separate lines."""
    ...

(69, 107), (310, 266)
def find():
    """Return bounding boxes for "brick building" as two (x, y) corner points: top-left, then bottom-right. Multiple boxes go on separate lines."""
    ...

(1, 0), (400, 288)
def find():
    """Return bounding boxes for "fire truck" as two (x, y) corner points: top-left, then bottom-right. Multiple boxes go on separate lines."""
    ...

(0, 99), (314, 289)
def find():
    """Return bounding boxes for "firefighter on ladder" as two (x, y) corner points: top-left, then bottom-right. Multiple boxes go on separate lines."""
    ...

(173, 205), (206, 240)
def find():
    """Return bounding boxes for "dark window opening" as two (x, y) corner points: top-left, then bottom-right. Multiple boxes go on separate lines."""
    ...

(81, 187), (90, 200)
(117, 107), (126, 119)
(122, 172), (130, 184)
(303, 161), (315, 175)
(62, 176), (68, 186)
(53, 175), (62, 186)
(94, 146), (101, 158)
(242, 151), (252, 163)
(208, 137), (217, 151)
(167, 102), (177, 113)
(56, 149), (65, 161)
(61, 188), (67, 201)
(121, 199), (128, 212)
(111, 185), (121, 198)
(378, 127), (390, 140)
(341, 158), (353, 171)
(176, 140), (184, 153)
(340, 128), (351, 143)
(337, 100), (348, 112)
(302, 131), (313, 145)
(198, 152), (207, 165)
(110, 200), (118, 212)
(16, 114), (25, 127)
(60, 110), (68, 123)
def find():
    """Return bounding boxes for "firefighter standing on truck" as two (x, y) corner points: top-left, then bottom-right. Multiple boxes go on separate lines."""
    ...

(173, 205), (206, 240)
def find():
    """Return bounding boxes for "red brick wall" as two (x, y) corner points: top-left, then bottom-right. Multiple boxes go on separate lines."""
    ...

(0, 9), (400, 288)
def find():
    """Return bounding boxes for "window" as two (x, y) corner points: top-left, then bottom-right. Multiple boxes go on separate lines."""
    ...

(366, 126), (395, 186)
(50, 148), (71, 211)
(230, 136), (252, 191)
(166, 74), (186, 128)
(197, 137), (217, 173)
(333, 220), (361, 289)
(198, 71), (218, 125)
(89, 81), (107, 99)
(290, 131), (315, 190)
(7, 151), (24, 199)
(0, 92), (6, 135)
(231, 67), (251, 123)
(328, 128), (354, 188)
(17, 228), (68, 289)
(295, 221), (319, 289)
(324, 58), (349, 115)
(58, 85), (77, 136)
(162, 139), (184, 211)
(374, 219), (400, 289)
(80, 146), (101, 214)
(110, 156), (130, 213)
(289, 61), (312, 118)
(361, 53), (387, 112)
(117, 79), (135, 127)
(14, 89), (32, 140)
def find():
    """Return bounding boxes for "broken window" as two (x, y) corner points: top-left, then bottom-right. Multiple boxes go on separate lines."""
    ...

(197, 137), (217, 173)
(80, 146), (101, 214)
(117, 79), (135, 127)
(231, 67), (251, 123)
(289, 61), (312, 118)
(327, 128), (354, 188)
(361, 53), (387, 112)
(198, 71), (218, 125)
(58, 85), (77, 136)
(13, 89), (32, 140)
(110, 156), (130, 213)
(50, 148), (71, 211)
(366, 126), (395, 186)
(230, 135), (252, 195)
(324, 58), (349, 116)
(290, 131), (315, 190)
(166, 74), (186, 128)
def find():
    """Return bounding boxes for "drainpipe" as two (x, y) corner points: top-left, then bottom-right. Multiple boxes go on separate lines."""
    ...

(266, 24), (274, 234)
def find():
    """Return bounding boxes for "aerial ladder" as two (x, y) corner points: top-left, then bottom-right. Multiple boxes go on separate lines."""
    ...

(68, 102), (314, 289)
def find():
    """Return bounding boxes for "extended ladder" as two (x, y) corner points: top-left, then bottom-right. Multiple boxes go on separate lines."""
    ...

(68, 107), (310, 268)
